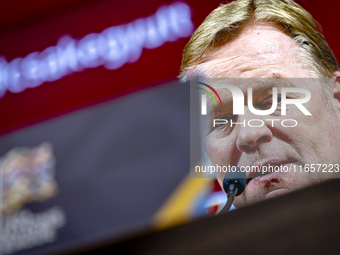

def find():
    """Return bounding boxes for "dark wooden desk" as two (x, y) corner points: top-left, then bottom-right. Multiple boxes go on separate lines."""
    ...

(53, 179), (340, 255)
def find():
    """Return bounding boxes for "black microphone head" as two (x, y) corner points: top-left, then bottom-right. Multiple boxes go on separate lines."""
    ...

(222, 167), (247, 196)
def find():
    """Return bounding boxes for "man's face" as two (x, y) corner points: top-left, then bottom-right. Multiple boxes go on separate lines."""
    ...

(197, 23), (340, 207)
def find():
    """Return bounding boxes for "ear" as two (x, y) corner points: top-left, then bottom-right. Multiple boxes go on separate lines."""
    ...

(334, 71), (340, 102)
(333, 71), (340, 114)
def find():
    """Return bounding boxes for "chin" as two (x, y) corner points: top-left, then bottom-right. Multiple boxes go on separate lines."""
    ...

(264, 188), (290, 199)
(234, 189), (288, 208)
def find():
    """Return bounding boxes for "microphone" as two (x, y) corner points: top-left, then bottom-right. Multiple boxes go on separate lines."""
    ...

(219, 167), (247, 214)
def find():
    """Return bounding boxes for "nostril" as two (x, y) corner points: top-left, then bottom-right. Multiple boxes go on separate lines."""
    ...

(242, 145), (250, 150)
(257, 136), (267, 142)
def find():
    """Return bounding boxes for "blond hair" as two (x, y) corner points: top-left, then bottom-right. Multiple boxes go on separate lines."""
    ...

(179, 0), (338, 82)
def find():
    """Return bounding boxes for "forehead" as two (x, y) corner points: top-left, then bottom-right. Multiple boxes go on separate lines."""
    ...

(202, 78), (307, 106)
(209, 78), (292, 96)
(192, 23), (312, 79)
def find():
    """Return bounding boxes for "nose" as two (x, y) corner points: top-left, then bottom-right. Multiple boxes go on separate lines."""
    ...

(235, 110), (273, 152)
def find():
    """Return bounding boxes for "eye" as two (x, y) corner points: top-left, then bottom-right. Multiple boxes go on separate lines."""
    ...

(260, 95), (282, 108)
(215, 114), (237, 124)
(213, 114), (237, 134)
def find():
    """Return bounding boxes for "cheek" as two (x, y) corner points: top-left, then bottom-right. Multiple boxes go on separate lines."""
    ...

(316, 113), (340, 161)
(215, 173), (225, 186)
(204, 136), (234, 165)
(296, 100), (340, 160)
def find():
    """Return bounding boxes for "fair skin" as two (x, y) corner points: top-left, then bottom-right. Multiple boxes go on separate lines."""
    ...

(195, 23), (340, 207)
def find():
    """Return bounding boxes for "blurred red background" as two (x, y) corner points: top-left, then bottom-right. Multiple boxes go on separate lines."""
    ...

(0, 0), (338, 135)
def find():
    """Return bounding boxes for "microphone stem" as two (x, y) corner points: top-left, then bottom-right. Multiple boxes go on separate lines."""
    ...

(219, 193), (235, 214)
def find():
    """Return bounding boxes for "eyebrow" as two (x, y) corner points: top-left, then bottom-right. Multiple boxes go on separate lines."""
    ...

(204, 76), (297, 112)
(270, 73), (282, 78)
